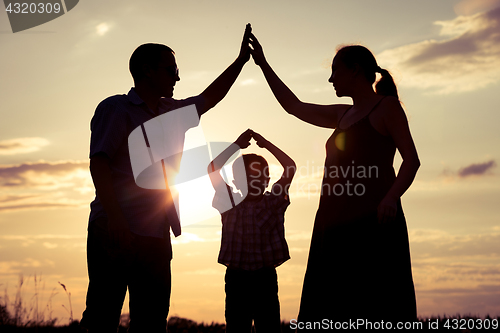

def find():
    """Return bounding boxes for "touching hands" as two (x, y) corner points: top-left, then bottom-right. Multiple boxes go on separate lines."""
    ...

(249, 32), (267, 66)
(251, 131), (269, 148)
(237, 23), (252, 63)
(235, 23), (266, 67)
(234, 129), (269, 149)
(235, 129), (253, 149)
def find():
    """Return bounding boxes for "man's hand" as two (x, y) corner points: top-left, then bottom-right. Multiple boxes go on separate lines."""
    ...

(237, 23), (252, 63)
(251, 131), (269, 149)
(249, 32), (267, 67)
(235, 128), (253, 149)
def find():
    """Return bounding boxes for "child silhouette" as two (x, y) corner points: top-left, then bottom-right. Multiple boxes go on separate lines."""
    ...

(208, 129), (296, 333)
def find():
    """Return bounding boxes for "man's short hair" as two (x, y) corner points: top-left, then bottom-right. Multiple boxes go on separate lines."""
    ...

(129, 43), (174, 82)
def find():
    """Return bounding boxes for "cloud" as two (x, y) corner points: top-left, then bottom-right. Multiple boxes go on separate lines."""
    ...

(0, 160), (93, 212)
(96, 22), (110, 36)
(0, 202), (82, 212)
(458, 160), (497, 177)
(0, 194), (40, 203)
(410, 229), (500, 258)
(0, 160), (90, 189)
(378, 6), (500, 94)
(0, 258), (56, 274)
(441, 159), (496, 180)
(286, 230), (314, 241)
(409, 228), (500, 316)
(0, 137), (49, 155)
(288, 247), (308, 253)
(171, 232), (206, 244)
(184, 268), (221, 275)
(239, 78), (257, 86)
(0, 235), (85, 240)
(0, 234), (86, 250)
(454, 0), (500, 15)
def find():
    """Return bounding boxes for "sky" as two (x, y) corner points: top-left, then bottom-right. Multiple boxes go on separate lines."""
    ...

(1, 0), (500, 325)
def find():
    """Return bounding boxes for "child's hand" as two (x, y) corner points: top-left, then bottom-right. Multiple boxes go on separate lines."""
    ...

(235, 129), (253, 149)
(252, 131), (269, 148)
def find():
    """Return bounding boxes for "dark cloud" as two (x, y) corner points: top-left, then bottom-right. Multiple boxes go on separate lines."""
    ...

(411, 231), (500, 258)
(0, 160), (89, 188)
(0, 203), (79, 212)
(418, 284), (500, 316)
(455, 0), (500, 16)
(378, 6), (500, 93)
(0, 141), (23, 150)
(406, 7), (500, 68)
(407, 37), (478, 68)
(421, 284), (500, 295)
(458, 160), (496, 177)
(0, 194), (40, 203)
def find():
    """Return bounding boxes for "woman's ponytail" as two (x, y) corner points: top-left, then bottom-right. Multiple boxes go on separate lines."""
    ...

(375, 66), (399, 99)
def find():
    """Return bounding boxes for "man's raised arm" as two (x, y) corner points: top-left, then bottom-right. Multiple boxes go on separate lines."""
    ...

(199, 24), (252, 115)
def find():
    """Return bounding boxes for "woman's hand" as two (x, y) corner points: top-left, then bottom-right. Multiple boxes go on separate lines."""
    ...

(234, 129), (253, 149)
(249, 32), (267, 67)
(377, 195), (398, 224)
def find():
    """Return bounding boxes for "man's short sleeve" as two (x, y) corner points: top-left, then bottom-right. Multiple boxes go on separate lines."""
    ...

(89, 97), (128, 160)
(160, 95), (206, 119)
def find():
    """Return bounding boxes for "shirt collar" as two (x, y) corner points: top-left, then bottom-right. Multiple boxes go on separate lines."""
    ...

(127, 88), (144, 105)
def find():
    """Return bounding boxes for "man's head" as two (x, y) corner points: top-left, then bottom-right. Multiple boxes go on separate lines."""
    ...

(129, 43), (180, 98)
(232, 154), (270, 199)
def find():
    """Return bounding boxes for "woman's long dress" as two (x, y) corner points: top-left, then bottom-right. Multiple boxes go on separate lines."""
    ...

(297, 99), (417, 323)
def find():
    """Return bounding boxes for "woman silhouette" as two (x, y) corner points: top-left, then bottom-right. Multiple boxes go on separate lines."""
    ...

(250, 35), (420, 324)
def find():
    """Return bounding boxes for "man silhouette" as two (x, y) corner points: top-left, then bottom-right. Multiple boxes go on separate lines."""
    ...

(81, 25), (252, 333)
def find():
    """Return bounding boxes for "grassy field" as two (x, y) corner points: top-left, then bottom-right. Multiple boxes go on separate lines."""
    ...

(1, 275), (498, 331)
(1, 314), (500, 332)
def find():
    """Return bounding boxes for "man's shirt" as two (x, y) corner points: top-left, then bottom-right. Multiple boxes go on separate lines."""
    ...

(89, 88), (205, 238)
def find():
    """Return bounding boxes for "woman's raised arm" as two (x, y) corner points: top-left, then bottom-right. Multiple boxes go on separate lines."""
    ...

(249, 32), (348, 129)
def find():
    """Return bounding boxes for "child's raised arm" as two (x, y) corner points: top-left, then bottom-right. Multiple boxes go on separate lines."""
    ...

(252, 132), (296, 195)
(207, 129), (252, 189)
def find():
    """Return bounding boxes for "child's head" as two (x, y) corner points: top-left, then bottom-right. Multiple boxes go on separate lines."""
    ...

(232, 154), (270, 198)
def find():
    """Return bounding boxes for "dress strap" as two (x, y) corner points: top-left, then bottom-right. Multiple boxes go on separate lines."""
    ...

(337, 96), (388, 130)
(337, 105), (353, 125)
(366, 95), (388, 117)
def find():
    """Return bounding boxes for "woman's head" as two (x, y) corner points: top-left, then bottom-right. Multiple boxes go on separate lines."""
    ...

(330, 45), (398, 99)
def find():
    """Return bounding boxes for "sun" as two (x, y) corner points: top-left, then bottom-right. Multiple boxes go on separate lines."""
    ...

(172, 174), (216, 226)
(172, 164), (237, 227)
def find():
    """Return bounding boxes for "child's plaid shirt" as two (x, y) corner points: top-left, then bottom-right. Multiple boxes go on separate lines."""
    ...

(213, 183), (291, 270)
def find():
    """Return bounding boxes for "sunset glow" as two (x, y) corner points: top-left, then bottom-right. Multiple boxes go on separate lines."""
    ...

(1, 0), (500, 325)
